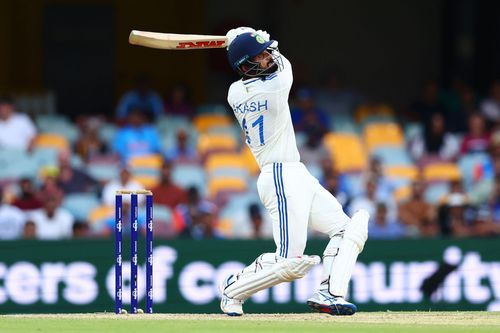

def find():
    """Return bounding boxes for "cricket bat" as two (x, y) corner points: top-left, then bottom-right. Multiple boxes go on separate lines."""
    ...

(129, 30), (228, 50)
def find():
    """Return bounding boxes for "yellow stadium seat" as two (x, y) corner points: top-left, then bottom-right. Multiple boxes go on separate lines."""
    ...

(193, 114), (233, 133)
(133, 175), (160, 188)
(33, 134), (69, 151)
(363, 122), (404, 152)
(208, 177), (247, 198)
(205, 153), (246, 173)
(394, 186), (412, 203)
(384, 165), (419, 181)
(323, 132), (368, 172)
(197, 134), (238, 156)
(355, 104), (394, 123)
(88, 205), (114, 225)
(128, 154), (163, 169)
(423, 163), (462, 182)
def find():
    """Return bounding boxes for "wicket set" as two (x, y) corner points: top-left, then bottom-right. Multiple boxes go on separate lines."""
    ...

(115, 190), (153, 314)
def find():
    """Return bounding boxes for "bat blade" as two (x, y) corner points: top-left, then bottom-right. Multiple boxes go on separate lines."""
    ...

(129, 30), (228, 50)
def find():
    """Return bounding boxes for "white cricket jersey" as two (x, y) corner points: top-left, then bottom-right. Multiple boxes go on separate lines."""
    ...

(227, 55), (300, 169)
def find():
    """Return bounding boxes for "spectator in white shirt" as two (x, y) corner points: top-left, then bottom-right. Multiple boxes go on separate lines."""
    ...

(29, 195), (74, 240)
(0, 188), (27, 240)
(480, 80), (500, 123)
(0, 94), (37, 151)
(101, 167), (143, 206)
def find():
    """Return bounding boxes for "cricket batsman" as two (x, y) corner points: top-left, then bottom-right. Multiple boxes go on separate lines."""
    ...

(219, 27), (369, 316)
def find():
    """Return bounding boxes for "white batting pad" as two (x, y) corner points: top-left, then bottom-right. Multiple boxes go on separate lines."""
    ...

(329, 209), (369, 297)
(224, 254), (320, 300)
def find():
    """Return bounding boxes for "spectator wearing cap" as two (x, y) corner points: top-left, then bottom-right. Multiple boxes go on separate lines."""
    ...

(152, 160), (188, 209)
(0, 188), (27, 240)
(112, 108), (163, 163)
(116, 75), (164, 121)
(0, 94), (37, 151)
(437, 181), (473, 237)
(28, 195), (74, 240)
(369, 203), (406, 239)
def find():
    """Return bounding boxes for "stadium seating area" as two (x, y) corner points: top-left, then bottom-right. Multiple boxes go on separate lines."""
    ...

(1, 79), (500, 241)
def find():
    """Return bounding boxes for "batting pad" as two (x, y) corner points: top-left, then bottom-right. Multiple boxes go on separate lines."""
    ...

(224, 254), (320, 300)
(329, 209), (369, 297)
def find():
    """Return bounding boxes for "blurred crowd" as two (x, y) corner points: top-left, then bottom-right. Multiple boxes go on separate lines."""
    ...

(1, 74), (500, 241)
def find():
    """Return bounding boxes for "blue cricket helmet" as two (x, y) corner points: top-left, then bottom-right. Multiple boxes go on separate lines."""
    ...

(227, 32), (275, 76)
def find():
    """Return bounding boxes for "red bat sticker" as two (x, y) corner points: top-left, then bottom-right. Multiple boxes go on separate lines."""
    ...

(176, 40), (225, 49)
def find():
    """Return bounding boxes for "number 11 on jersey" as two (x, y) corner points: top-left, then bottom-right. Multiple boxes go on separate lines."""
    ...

(242, 115), (265, 146)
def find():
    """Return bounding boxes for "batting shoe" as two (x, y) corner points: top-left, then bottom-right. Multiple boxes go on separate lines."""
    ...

(220, 274), (244, 316)
(307, 290), (357, 315)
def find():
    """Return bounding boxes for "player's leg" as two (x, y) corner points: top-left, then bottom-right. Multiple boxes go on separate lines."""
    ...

(307, 185), (369, 315)
(220, 163), (316, 315)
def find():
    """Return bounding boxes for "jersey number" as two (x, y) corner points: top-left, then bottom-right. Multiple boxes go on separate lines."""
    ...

(243, 115), (265, 146)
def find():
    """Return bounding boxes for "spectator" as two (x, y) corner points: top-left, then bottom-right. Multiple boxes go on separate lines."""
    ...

(22, 220), (36, 239)
(112, 109), (162, 163)
(398, 181), (438, 237)
(12, 178), (43, 211)
(152, 160), (187, 209)
(164, 84), (194, 118)
(0, 94), (37, 151)
(116, 75), (164, 121)
(408, 112), (460, 164)
(175, 186), (220, 239)
(299, 127), (330, 166)
(99, 202), (146, 237)
(0, 188), (27, 240)
(480, 80), (500, 123)
(248, 203), (264, 239)
(165, 129), (199, 164)
(29, 195), (74, 240)
(363, 157), (397, 199)
(448, 83), (477, 133)
(290, 88), (329, 134)
(489, 176), (500, 223)
(369, 203), (406, 239)
(72, 221), (90, 238)
(75, 117), (107, 162)
(349, 176), (397, 223)
(323, 170), (350, 208)
(438, 181), (473, 237)
(57, 150), (97, 194)
(39, 167), (64, 204)
(410, 80), (446, 130)
(460, 113), (490, 155)
(316, 71), (363, 116)
(101, 167), (143, 206)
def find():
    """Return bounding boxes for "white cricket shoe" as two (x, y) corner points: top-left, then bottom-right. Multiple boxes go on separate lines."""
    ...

(307, 290), (357, 315)
(220, 274), (244, 316)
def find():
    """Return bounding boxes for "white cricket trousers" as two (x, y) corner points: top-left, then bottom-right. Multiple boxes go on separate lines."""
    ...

(257, 162), (350, 258)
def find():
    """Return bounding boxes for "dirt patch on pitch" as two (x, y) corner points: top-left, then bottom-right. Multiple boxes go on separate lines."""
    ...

(3, 312), (500, 326)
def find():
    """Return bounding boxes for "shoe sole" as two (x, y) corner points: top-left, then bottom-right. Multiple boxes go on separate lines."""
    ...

(307, 301), (357, 316)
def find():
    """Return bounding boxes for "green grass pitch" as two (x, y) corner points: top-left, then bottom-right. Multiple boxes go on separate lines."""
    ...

(1, 312), (499, 333)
